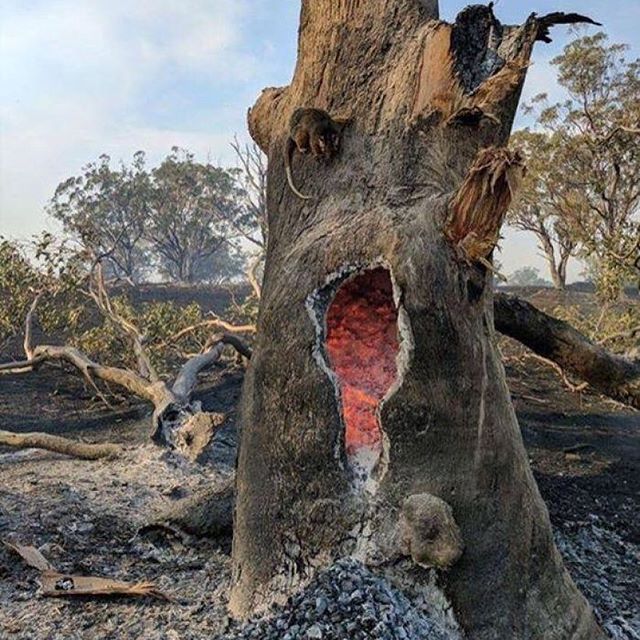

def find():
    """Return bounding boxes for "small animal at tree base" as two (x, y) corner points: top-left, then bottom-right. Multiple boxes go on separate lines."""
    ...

(284, 107), (349, 200)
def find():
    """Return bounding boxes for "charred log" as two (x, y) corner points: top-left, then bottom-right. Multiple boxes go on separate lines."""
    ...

(494, 293), (640, 409)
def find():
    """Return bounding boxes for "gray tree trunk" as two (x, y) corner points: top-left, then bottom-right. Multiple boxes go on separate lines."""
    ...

(231, 2), (604, 638)
(540, 232), (567, 290)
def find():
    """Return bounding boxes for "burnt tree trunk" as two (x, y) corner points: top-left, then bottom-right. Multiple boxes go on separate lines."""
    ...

(232, 2), (604, 638)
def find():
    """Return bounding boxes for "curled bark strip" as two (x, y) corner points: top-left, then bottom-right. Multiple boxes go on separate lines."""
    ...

(40, 574), (170, 600)
(0, 430), (123, 460)
(445, 147), (525, 263)
(4, 541), (170, 600)
(494, 294), (640, 410)
(2, 542), (56, 572)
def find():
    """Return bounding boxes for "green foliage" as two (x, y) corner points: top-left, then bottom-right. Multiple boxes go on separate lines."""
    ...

(146, 147), (248, 283)
(48, 152), (151, 283)
(553, 302), (640, 355)
(0, 238), (40, 344)
(48, 147), (257, 285)
(513, 33), (640, 302)
(0, 235), (88, 346)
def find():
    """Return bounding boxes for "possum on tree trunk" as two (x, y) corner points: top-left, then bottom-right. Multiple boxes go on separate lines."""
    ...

(284, 107), (349, 199)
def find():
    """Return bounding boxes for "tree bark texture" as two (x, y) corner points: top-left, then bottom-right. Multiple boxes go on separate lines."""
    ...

(232, 3), (604, 638)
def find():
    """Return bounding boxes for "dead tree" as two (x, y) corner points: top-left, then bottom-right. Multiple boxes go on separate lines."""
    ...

(232, 2), (604, 638)
(0, 265), (251, 460)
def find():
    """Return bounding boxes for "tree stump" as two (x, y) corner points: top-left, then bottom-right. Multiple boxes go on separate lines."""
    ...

(231, 2), (604, 638)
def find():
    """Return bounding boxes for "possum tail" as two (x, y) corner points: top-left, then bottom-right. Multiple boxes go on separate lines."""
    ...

(284, 138), (312, 200)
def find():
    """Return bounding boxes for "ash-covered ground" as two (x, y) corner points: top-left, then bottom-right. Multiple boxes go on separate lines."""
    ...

(1, 348), (638, 638)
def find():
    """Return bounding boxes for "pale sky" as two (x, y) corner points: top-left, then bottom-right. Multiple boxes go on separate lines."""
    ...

(1, 0), (638, 281)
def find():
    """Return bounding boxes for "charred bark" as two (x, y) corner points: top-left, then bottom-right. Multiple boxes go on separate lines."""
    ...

(233, 2), (604, 638)
(495, 293), (640, 409)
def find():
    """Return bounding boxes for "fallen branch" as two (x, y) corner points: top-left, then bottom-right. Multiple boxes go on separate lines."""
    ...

(0, 430), (123, 460)
(164, 315), (256, 346)
(529, 354), (589, 394)
(494, 293), (640, 409)
(0, 354), (47, 373)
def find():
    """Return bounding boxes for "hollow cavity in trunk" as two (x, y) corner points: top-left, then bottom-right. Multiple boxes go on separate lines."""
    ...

(325, 268), (400, 476)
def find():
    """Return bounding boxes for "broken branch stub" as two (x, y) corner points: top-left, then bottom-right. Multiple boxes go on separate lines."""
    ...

(534, 12), (602, 44)
(445, 147), (525, 265)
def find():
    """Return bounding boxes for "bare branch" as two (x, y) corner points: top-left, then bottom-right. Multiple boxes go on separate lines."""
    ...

(246, 253), (263, 300)
(231, 136), (268, 248)
(534, 13), (602, 44)
(88, 261), (159, 382)
(0, 354), (47, 373)
(23, 294), (42, 361)
(1, 344), (157, 403)
(529, 354), (589, 394)
(164, 316), (256, 347)
(171, 334), (252, 399)
(0, 430), (123, 460)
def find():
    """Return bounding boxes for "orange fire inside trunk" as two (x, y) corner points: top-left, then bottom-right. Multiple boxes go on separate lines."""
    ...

(326, 268), (400, 458)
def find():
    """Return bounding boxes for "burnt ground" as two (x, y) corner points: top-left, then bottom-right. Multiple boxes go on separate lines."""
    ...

(0, 294), (638, 638)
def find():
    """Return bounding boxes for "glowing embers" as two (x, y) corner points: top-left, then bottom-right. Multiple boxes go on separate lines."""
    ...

(325, 268), (399, 467)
